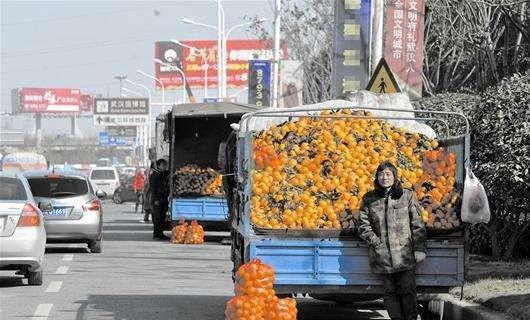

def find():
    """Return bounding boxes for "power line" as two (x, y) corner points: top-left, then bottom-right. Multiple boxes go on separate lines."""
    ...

(0, 8), (145, 26)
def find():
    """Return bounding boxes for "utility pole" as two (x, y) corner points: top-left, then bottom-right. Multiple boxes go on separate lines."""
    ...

(272, 0), (281, 108)
(114, 75), (127, 96)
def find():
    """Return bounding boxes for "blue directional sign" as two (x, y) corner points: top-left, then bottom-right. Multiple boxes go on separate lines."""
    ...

(99, 131), (135, 147)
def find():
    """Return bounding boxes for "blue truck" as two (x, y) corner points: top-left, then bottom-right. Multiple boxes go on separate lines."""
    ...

(226, 104), (470, 299)
(166, 102), (259, 227)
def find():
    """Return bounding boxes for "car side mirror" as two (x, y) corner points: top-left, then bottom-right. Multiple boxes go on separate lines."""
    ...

(96, 190), (106, 199)
(39, 202), (53, 212)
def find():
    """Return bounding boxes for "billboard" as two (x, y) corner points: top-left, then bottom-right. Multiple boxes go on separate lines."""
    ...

(384, 0), (425, 98)
(155, 39), (284, 89)
(20, 88), (81, 113)
(80, 94), (93, 113)
(248, 60), (272, 108)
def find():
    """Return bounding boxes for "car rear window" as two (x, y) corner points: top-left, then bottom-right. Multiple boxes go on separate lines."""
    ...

(0, 177), (27, 200)
(90, 170), (116, 180)
(27, 177), (89, 198)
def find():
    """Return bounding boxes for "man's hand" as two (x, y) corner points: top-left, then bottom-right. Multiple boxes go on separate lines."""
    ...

(414, 251), (426, 263)
(154, 200), (160, 206)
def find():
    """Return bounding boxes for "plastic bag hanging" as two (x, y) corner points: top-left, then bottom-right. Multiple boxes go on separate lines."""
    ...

(461, 167), (490, 224)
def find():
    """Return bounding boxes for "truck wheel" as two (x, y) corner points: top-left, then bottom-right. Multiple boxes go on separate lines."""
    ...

(27, 270), (43, 286)
(89, 240), (103, 253)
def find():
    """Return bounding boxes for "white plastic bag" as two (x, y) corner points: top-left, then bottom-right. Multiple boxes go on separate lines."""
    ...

(461, 167), (491, 224)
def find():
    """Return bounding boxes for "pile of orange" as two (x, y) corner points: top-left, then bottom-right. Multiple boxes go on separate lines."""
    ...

(250, 109), (460, 230)
(171, 220), (205, 244)
(204, 174), (224, 196)
(171, 219), (188, 244)
(226, 259), (297, 320)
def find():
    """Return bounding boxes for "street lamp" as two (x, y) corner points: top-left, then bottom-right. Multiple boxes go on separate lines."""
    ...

(181, 17), (266, 99)
(153, 58), (187, 103)
(114, 74), (127, 95)
(122, 87), (143, 97)
(229, 87), (248, 100)
(171, 39), (209, 99)
(136, 70), (165, 104)
(125, 79), (152, 164)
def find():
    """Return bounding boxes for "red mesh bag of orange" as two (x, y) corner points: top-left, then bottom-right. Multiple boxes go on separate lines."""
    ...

(264, 295), (297, 320)
(234, 258), (275, 298)
(184, 220), (204, 244)
(171, 219), (188, 244)
(225, 295), (265, 320)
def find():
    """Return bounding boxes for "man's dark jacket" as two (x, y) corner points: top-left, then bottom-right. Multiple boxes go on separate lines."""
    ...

(357, 188), (426, 274)
(149, 168), (169, 207)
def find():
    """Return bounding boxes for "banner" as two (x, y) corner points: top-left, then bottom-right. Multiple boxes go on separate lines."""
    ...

(385, 0), (425, 98)
(280, 60), (303, 107)
(248, 60), (271, 108)
(20, 88), (81, 113)
(331, 0), (372, 98)
(155, 39), (285, 89)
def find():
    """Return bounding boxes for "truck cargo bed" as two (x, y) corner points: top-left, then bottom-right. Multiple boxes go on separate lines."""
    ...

(171, 197), (228, 222)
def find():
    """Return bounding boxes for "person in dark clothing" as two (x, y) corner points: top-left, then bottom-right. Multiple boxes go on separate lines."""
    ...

(141, 162), (155, 223)
(149, 159), (170, 240)
(358, 161), (427, 320)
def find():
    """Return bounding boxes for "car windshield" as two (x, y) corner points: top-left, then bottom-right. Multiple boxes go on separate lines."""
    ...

(0, 177), (27, 200)
(91, 170), (116, 180)
(28, 177), (88, 198)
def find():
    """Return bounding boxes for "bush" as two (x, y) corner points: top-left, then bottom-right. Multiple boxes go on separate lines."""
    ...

(417, 72), (530, 260)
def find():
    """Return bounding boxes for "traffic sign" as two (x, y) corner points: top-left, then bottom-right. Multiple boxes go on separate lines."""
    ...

(99, 132), (136, 146)
(203, 98), (219, 103)
(93, 114), (148, 127)
(366, 58), (402, 94)
(94, 98), (149, 115)
(106, 126), (137, 137)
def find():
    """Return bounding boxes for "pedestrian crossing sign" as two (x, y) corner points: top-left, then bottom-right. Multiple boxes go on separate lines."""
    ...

(366, 58), (402, 94)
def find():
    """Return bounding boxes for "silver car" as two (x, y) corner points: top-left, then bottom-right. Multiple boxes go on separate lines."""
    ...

(24, 170), (104, 253)
(0, 171), (46, 285)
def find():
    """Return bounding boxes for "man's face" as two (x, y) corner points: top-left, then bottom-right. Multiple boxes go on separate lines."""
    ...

(159, 162), (168, 171)
(377, 168), (394, 189)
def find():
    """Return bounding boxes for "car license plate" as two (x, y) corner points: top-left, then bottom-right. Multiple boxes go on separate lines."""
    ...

(46, 207), (73, 217)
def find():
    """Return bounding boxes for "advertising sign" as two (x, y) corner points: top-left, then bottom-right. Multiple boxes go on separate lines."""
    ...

(155, 39), (285, 89)
(384, 0), (425, 98)
(332, 0), (372, 98)
(280, 60), (303, 107)
(80, 94), (93, 113)
(248, 60), (271, 108)
(20, 88), (81, 113)
(94, 98), (149, 115)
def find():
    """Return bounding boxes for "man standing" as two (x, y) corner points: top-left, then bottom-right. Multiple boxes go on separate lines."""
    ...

(132, 168), (145, 213)
(149, 159), (170, 240)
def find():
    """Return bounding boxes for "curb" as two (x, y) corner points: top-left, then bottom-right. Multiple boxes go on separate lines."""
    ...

(420, 294), (510, 320)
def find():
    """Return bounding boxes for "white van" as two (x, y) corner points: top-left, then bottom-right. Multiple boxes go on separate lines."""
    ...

(89, 167), (120, 198)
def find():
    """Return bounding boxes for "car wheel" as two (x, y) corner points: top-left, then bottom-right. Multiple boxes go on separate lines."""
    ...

(89, 240), (103, 253)
(113, 193), (122, 204)
(27, 270), (43, 286)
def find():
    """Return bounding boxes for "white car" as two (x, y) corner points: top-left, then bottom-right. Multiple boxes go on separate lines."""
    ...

(0, 172), (46, 285)
(89, 167), (120, 198)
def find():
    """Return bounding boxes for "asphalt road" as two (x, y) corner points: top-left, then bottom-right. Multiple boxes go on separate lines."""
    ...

(0, 201), (393, 320)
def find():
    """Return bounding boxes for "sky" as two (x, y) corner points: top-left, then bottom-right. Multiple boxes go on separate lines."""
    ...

(0, 0), (275, 116)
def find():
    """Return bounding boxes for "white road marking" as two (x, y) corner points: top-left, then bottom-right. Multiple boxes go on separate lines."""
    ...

(32, 303), (53, 319)
(55, 266), (69, 274)
(62, 254), (73, 261)
(46, 281), (62, 293)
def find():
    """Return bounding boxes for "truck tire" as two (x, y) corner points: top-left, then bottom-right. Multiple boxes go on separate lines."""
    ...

(89, 240), (103, 253)
(27, 270), (43, 286)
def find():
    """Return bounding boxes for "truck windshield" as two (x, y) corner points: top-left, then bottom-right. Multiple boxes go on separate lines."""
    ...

(91, 170), (116, 180)
(0, 177), (27, 200)
(28, 177), (88, 198)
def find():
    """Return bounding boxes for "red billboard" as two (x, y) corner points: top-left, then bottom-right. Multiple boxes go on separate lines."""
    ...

(385, 0), (425, 98)
(155, 39), (285, 89)
(20, 88), (81, 113)
(80, 94), (93, 112)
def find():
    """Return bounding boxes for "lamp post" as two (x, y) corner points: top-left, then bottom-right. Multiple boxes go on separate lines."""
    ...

(136, 69), (165, 104)
(114, 74), (127, 95)
(153, 58), (187, 103)
(122, 87), (143, 97)
(125, 79), (152, 166)
(171, 39), (209, 99)
(181, 17), (266, 100)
